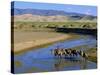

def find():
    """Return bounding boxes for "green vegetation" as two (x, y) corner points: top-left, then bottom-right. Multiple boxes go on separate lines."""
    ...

(71, 45), (97, 63)
(85, 48), (97, 63)
(13, 22), (97, 31)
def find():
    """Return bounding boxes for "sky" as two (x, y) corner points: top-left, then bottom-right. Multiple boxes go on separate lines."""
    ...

(12, 1), (97, 16)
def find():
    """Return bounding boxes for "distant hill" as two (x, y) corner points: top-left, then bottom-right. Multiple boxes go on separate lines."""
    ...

(11, 8), (97, 22)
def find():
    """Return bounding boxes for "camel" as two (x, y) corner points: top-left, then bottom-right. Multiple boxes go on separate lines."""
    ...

(78, 50), (88, 58)
(52, 48), (88, 58)
(52, 48), (66, 58)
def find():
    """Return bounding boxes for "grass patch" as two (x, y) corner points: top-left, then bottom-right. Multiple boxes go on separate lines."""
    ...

(13, 22), (97, 31)
(70, 45), (97, 63)
(85, 48), (97, 63)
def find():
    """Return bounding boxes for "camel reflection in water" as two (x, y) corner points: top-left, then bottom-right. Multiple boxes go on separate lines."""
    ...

(51, 48), (88, 70)
(54, 58), (88, 71)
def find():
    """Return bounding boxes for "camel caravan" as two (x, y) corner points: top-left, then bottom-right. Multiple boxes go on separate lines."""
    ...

(52, 48), (88, 58)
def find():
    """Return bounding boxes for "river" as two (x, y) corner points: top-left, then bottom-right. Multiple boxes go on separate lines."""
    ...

(14, 34), (97, 74)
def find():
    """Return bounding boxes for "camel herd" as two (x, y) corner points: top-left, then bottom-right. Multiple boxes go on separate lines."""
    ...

(52, 48), (88, 58)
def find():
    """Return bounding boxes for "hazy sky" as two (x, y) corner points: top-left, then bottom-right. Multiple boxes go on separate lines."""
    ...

(13, 1), (97, 16)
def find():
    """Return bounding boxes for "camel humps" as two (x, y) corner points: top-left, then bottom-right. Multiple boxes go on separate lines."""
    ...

(52, 48), (88, 58)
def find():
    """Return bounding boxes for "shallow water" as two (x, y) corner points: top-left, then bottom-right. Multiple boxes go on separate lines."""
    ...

(14, 34), (97, 73)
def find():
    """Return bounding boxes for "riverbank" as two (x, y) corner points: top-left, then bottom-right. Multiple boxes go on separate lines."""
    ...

(70, 45), (97, 63)
(85, 48), (97, 63)
(12, 31), (79, 54)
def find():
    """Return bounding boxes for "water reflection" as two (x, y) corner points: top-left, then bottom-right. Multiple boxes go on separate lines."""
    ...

(54, 58), (88, 71)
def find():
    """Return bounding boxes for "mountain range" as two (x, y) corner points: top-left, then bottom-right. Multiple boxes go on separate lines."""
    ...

(12, 8), (97, 22)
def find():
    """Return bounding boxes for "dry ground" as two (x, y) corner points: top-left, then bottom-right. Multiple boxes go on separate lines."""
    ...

(13, 31), (74, 53)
